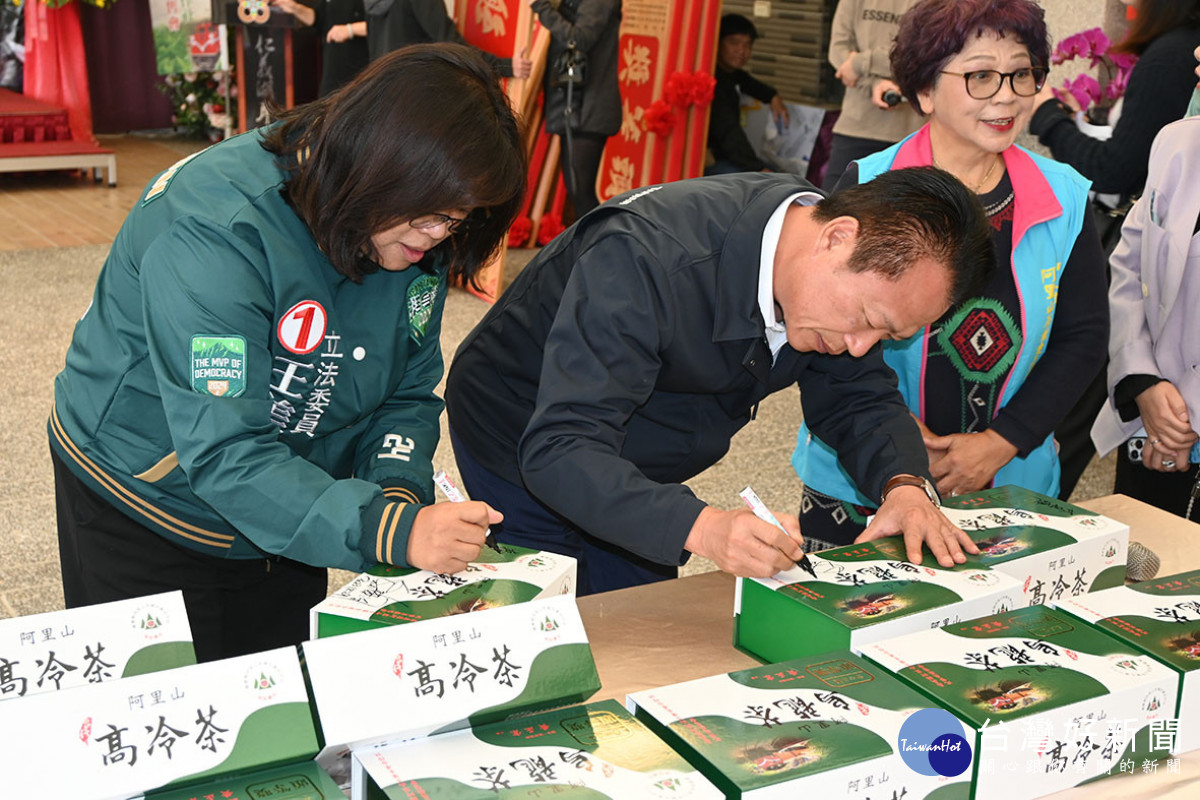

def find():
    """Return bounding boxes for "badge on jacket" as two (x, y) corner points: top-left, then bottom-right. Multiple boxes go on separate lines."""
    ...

(407, 274), (440, 344)
(191, 335), (247, 397)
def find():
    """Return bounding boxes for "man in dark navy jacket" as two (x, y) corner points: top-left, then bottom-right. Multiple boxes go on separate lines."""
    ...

(446, 168), (994, 594)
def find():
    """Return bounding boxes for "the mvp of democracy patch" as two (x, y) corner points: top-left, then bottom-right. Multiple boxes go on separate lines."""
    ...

(191, 334), (247, 397)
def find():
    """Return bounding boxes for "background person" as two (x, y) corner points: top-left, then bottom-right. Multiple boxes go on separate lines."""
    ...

(823, 0), (923, 190)
(793, 0), (1108, 548)
(308, 0), (371, 97)
(706, 13), (789, 175)
(364, 0), (533, 80)
(446, 167), (993, 596)
(1091, 113), (1200, 519)
(49, 45), (525, 663)
(1031, 0), (1200, 500)
(533, 0), (622, 218)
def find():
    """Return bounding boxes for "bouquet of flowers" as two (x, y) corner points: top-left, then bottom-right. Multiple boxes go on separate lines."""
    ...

(159, 69), (237, 141)
(1050, 27), (1137, 126)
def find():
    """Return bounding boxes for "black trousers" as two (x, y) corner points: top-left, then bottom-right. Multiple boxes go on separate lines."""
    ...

(52, 449), (327, 663)
(559, 131), (608, 218)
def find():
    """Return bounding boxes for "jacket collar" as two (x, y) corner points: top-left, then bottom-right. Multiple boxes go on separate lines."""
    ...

(892, 125), (1063, 246)
(712, 177), (823, 344)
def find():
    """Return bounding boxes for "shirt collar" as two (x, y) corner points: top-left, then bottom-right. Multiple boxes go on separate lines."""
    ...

(759, 191), (822, 357)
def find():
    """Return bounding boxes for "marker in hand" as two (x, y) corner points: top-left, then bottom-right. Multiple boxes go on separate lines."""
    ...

(433, 470), (502, 554)
(740, 486), (816, 578)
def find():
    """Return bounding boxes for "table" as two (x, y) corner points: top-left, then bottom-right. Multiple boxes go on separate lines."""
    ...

(576, 494), (1200, 799)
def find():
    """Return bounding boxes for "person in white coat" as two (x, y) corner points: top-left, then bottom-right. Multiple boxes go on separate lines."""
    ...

(1092, 112), (1200, 519)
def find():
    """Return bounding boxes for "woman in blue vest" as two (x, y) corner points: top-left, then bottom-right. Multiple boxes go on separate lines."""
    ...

(792, 0), (1108, 549)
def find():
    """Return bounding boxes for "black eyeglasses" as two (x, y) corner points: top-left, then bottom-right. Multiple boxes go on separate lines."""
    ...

(939, 67), (1048, 99)
(410, 213), (470, 234)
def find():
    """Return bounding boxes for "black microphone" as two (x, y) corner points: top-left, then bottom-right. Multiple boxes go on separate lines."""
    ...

(883, 90), (903, 107)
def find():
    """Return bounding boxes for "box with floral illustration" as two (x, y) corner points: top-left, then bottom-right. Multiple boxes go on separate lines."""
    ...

(628, 650), (971, 798)
(1057, 568), (1200, 754)
(310, 544), (576, 639)
(352, 699), (723, 800)
(735, 541), (1021, 664)
(940, 486), (1127, 606)
(861, 605), (1178, 800)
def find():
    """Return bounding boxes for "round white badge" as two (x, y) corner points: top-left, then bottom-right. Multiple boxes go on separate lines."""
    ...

(277, 300), (327, 354)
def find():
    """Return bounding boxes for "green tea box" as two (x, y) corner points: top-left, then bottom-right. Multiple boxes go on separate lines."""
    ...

(627, 651), (972, 799)
(310, 544), (577, 638)
(1057, 568), (1200, 754)
(144, 759), (343, 800)
(735, 540), (1022, 664)
(940, 486), (1128, 605)
(861, 605), (1178, 800)
(303, 593), (600, 768)
(0, 590), (195, 701)
(352, 699), (723, 800)
(0, 646), (316, 800)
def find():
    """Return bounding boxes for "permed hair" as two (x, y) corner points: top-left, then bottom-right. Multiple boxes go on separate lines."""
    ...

(261, 44), (526, 290)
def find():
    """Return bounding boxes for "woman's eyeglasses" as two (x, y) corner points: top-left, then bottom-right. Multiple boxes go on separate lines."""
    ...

(410, 213), (470, 234)
(940, 67), (1049, 99)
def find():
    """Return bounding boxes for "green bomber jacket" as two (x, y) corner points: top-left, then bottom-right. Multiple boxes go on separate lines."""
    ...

(50, 129), (447, 571)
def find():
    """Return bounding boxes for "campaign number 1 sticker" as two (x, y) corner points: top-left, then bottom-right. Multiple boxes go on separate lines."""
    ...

(277, 300), (327, 355)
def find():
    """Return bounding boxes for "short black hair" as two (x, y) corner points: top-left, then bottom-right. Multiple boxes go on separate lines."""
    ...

(720, 13), (759, 41)
(813, 166), (994, 307)
(261, 44), (525, 290)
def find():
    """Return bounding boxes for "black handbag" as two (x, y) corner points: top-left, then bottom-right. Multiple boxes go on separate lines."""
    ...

(548, 0), (586, 89)
(549, 41), (587, 89)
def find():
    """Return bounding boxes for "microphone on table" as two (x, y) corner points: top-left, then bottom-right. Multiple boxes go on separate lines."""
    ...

(1126, 541), (1161, 583)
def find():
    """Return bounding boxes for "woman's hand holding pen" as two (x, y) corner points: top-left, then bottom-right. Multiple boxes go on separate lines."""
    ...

(408, 502), (503, 575)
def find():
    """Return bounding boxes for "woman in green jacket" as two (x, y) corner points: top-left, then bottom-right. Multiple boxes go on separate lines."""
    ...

(49, 45), (525, 662)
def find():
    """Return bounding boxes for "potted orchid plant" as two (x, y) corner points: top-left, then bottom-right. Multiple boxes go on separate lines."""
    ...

(1050, 27), (1138, 127)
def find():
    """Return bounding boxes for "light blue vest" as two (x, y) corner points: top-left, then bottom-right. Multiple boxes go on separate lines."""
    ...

(792, 133), (1090, 505)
